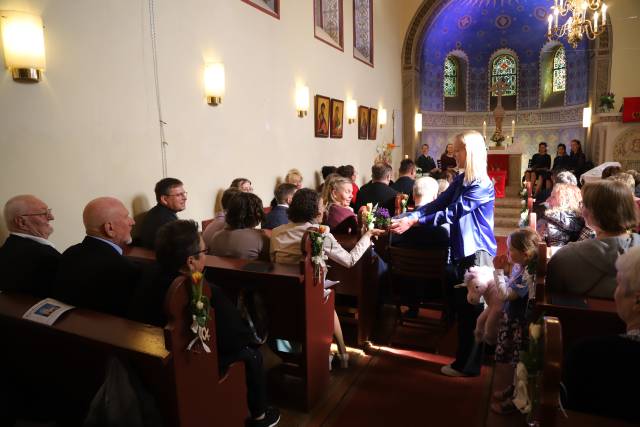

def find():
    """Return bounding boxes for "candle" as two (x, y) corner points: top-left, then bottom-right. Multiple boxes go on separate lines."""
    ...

(602, 3), (607, 26)
(547, 15), (553, 33)
(594, 11), (599, 31)
(511, 119), (515, 138)
(404, 154), (408, 159)
(582, 1), (587, 20)
(559, 0), (563, 9)
(554, 7), (559, 27)
(482, 121), (487, 139)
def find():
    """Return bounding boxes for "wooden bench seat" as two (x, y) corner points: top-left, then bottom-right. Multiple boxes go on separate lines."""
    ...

(0, 275), (247, 426)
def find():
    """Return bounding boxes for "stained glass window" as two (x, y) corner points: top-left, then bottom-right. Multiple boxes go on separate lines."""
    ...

(354, 0), (373, 64)
(314, 0), (342, 50)
(552, 46), (566, 92)
(444, 57), (457, 97)
(490, 54), (516, 96)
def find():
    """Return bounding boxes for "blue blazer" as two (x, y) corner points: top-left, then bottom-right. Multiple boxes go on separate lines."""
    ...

(262, 205), (289, 230)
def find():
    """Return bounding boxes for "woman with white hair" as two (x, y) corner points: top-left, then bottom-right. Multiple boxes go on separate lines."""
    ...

(563, 246), (640, 424)
(412, 176), (439, 209)
(392, 130), (497, 377)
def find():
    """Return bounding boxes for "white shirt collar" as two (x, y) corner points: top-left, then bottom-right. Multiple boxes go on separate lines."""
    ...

(11, 232), (56, 249)
(277, 204), (289, 208)
(87, 235), (123, 255)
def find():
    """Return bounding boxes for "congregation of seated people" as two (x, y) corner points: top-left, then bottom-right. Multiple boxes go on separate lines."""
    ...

(3, 146), (640, 425)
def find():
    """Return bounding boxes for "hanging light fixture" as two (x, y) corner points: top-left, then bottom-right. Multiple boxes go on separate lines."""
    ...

(547, 0), (608, 48)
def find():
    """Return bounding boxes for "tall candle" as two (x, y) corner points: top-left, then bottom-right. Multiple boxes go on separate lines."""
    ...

(482, 121), (487, 139)
(548, 15), (553, 33)
(511, 119), (515, 138)
(601, 3), (607, 26)
(594, 11), (599, 31)
(554, 7), (559, 27)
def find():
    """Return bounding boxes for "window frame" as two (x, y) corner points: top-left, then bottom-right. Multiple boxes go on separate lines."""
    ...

(240, 0), (280, 19)
(352, 0), (374, 67)
(313, 0), (344, 52)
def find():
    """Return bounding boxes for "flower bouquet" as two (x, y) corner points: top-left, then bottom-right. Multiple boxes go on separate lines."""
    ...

(396, 193), (409, 214)
(490, 129), (506, 146)
(309, 225), (328, 286)
(374, 207), (392, 230)
(512, 320), (544, 419)
(599, 92), (615, 112)
(188, 271), (212, 353)
(360, 203), (376, 231)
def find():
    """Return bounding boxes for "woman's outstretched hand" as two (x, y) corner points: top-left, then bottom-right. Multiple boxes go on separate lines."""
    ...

(390, 216), (417, 234)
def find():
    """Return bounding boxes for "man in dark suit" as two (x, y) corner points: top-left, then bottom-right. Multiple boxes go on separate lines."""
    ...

(391, 159), (416, 205)
(136, 177), (187, 249)
(262, 183), (296, 230)
(355, 163), (398, 215)
(416, 143), (437, 174)
(53, 197), (140, 317)
(0, 195), (60, 297)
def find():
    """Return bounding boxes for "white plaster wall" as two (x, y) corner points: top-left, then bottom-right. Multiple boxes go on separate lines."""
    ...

(608, 0), (640, 109)
(0, 0), (418, 249)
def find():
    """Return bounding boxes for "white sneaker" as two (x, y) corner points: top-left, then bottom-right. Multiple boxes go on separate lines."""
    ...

(440, 364), (468, 377)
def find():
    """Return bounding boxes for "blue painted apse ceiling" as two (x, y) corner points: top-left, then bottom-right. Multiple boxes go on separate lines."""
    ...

(420, 0), (588, 112)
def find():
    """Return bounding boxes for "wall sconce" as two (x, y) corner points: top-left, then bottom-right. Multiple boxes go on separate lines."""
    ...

(582, 107), (592, 128)
(346, 100), (357, 124)
(379, 108), (387, 128)
(414, 113), (423, 133)
(295, 86), (309, 117)
(1, 11), (46, 82)
(204, 63), (225, 106)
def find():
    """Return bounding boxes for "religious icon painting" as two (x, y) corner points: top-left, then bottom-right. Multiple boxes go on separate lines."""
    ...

(330, 98), (344, 138)
(368, 108), (378, 140)
(315, 95), (330, 138)
(358, 106), (369, 140)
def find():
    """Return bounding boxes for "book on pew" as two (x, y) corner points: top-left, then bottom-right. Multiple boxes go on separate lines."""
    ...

(242, 262), (274, 273)
(22, 298), (75, 326)
(550, 294), (588, 308)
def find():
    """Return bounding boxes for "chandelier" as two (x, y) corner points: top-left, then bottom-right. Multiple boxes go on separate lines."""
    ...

(547, 0), (608, 48)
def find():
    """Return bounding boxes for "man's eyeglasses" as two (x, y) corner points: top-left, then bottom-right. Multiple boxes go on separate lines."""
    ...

(21, 209), (52, 217)
(165, 192), (188, 198)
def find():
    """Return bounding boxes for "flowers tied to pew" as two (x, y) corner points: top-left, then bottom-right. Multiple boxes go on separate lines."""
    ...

(188, 271), (212, 353)
(360, 203), (392, 231)
(309, 225), (329, 286)
(519, 184), (529, 227)
(512, 319), (544, 415)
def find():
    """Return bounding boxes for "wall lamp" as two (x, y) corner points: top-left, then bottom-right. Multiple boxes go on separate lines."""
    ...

(295, 85), (309, 117)
(379, 108), (387, 128)
(204, 62), (225, 106)
(346, 99), (357, 124)
(415, 113), (423, 133)
(1, 11), (46, 82)
(582, 107), (592, 128)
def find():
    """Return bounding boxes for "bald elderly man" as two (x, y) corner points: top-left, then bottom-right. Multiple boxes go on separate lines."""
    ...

(0, 195), (60, 297)
(53, 197), (140, 316)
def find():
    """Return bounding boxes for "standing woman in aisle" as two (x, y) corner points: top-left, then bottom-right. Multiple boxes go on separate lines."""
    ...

(391, 130), (497, 377)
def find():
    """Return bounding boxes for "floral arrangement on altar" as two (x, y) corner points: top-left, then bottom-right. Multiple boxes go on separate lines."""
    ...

(360, 203), (391, 230)
(188, 271), (212, 353)
(308, 226), (328, 285)
(599, 92), (615, 112)
(375, 142), (397, 165)
(490, 130), (506, 146)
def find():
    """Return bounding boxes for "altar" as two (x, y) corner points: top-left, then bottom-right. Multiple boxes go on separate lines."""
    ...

(487, 145), (526, 197)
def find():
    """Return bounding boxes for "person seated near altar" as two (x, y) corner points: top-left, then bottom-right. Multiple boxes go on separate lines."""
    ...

(391, 159), (417, 206)
(525, 142), (551, 184)
(439, 143), (457, 171)
(322, 175), (359, 235)
(208, 192), (270, 261)
(336, 165), (359, 207)
(553, 170), (577, 186)
(354, 163), (398, 215)
(546, 180), (640, 298)
(537, 183), (594, 247)
(562, 246), (640, 425)
(567, 139), (587, 179)
(551, 143), (571, 172)
(416, 143), (437, 174)
(130, 220), (280, 427)
(262, 183), (297, 230)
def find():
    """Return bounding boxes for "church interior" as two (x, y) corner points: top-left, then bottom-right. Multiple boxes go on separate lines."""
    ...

(1, 0), (640, 426)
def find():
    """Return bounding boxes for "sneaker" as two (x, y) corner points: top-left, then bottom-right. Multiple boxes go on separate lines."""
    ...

(248, 406), (280, 427)
(440, 364), (469, 377)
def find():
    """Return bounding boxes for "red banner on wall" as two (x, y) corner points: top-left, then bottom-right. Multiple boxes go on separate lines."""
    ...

(623, 97), (640, 122)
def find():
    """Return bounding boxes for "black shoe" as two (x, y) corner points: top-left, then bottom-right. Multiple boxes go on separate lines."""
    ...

(248, 407), (280, 427)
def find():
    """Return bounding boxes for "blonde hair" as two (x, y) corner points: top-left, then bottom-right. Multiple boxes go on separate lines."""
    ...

(456, 130), (488, 184)
(508, 228), (540, 263)
(322, 174), (352, 206)
(285, 168), (303, 185)
(545, 183), (582, 213)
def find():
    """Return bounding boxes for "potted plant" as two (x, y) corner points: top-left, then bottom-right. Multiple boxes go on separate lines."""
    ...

(599, 92), (615, 112)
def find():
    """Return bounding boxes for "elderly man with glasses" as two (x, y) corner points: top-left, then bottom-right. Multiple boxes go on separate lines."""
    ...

(136, 177), (188, 249)
(0, 195), (60, 297)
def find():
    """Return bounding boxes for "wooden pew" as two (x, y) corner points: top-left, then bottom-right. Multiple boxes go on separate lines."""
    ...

(533, 243), (625, 351)
(0, 276), (247, 427)
(126, 233), (335, 411)
(327, 233), (380, 347)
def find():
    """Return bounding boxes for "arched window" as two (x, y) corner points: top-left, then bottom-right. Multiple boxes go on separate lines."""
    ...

(552, 46), (566, 92)
(491, 54), (517, 96)
(444, 57), (457, 98)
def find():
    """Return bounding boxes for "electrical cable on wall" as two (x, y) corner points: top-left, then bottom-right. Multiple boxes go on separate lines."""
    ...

(148, 0), (168, 178)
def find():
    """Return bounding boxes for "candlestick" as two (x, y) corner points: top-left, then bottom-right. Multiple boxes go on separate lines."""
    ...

(482, 121), (487, 140)
(554, 7), (559, 27)
(511, 119), (515, 138)
(547, 15), (553, 34)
